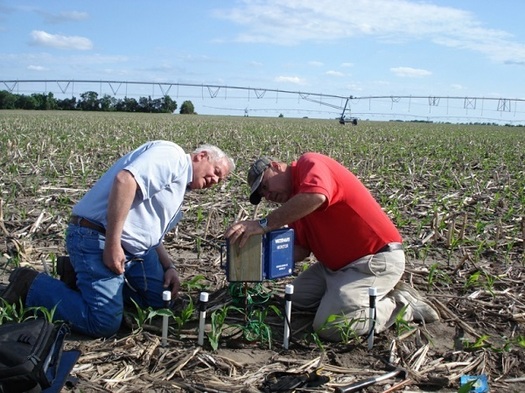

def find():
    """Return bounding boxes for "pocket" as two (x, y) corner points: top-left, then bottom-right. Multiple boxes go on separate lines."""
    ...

(368, 253), (387, 276)
(79, 230), (105, 255)
(341, 254), (374, 275)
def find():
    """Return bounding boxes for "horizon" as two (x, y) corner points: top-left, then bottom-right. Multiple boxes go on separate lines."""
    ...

(2, 78), (524, 125)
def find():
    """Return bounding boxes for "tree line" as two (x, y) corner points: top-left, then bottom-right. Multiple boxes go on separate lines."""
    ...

(0, 90), (196, 114)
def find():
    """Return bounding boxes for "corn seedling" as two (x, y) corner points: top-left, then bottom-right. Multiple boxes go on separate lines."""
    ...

(464, 270), (498, 296)
(306, 331), (326, 352)
(238, 304), (280, 349)
(511, 335), (525, 350)
(208, 306), (230, 351)
(126, 299), (166, 332)
(427, 263), (451, 291)
(462, 334), (491, 351)
(321, 314), (363, 345)
(195, 237), (202, 259)
(27, 304), (59, 323)
(181, 274), (207, 292)
(173, 297), (194, 333)
(394, 305), (414, 336)
(0, 299), (26, 323)
(312, 313), (361, 345)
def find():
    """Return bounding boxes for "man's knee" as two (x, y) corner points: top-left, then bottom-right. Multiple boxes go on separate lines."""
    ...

(84, 313), (122, 338)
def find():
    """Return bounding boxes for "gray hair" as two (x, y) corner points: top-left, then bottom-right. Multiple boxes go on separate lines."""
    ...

(193, 144), (236, 172)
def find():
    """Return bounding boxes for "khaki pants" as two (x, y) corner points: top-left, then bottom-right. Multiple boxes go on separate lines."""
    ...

(291, 250), (405, 341)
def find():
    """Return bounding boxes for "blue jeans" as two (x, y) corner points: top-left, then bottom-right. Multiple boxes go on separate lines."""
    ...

(26, 224), (166, 337)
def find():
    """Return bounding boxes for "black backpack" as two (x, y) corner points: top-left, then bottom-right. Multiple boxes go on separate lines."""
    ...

(0, 319), (71, 393)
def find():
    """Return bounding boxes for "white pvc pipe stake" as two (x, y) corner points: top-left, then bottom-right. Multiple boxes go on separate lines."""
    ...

(162, 290), (171, 347)
(368, 287), (377, 350)
(283, 284), (294, 349)
(198, 292), (209, 346)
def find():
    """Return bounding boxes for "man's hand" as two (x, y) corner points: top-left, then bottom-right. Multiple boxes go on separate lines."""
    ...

(225, 220), (265, 248)
(156, 244), (181, 299)
(164, 268), (181, 299)
(103, 242), (126, 275)
(225, 193), (326, 248)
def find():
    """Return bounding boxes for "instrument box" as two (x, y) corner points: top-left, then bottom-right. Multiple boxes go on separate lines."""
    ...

(226, 228), (294, 282)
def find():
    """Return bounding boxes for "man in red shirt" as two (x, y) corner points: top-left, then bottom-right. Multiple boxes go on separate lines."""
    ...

(225, 153), (439, 341)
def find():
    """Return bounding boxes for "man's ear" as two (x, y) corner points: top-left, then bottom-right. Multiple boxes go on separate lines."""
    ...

(271, 161), (282, 172)
(194, 151), (208, 162)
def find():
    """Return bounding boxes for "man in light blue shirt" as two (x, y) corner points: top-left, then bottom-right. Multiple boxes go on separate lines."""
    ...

(3, 141), (235, 338)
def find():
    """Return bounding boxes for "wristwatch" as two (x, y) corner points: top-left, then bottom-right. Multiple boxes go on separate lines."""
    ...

(259, 217), (268, 232)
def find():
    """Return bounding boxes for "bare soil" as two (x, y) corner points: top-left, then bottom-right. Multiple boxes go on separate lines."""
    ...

(0, 135), (523, 392)
(1, 237), (524, 393)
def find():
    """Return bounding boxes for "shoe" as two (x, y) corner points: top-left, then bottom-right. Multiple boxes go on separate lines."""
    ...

(393, 282), (440, 323)
(1, 267), (39, 305)
(57, 256), (78, 290)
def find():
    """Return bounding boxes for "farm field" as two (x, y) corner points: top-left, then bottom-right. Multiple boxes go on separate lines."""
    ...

(0, 110), (524, 392)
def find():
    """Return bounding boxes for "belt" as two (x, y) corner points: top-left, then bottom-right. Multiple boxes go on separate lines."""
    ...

(69, 215), (106, 235)
(376, 242), (403, 254)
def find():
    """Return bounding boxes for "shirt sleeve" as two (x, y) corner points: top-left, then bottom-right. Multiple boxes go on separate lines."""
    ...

(124, 143), (187, 201)
(295, 154), (336, 208)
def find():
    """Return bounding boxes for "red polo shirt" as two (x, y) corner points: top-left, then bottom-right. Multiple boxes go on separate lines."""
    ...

(289, 153), (402, 270)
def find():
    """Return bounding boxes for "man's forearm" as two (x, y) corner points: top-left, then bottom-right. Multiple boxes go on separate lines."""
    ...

(266, 192), (326, 231)
(156, 243), (175, 271)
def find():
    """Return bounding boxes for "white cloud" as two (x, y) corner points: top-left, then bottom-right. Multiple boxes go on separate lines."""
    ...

(450, 84), (464, 91)
(38, 10), (89, 24)
(62, 11), (88, 20)
(275, 76), (306, 85)
(30, 30), (93, 50)
(326, 70), (344, 77)
(1, 52), (130, 81)
(27, 65), (47, 71)
(345, 82), (364, 92)
(391, 67), (432, 77)
(214, 0), (525, 65)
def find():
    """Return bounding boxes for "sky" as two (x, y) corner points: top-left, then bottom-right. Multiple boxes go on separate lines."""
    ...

(1, 0), (525, 123)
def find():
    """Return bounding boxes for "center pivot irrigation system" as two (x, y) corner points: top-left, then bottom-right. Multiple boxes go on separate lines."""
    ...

(2, 79), (525, 124)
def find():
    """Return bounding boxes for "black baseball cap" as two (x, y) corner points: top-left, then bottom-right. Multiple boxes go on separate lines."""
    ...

(247, 157), (272, 205)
